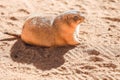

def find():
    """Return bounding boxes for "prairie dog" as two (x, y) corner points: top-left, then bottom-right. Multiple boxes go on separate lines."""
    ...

(3, 10), (85, 47)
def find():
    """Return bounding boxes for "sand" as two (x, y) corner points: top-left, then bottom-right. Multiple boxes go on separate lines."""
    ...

(0, 0), (120, 80)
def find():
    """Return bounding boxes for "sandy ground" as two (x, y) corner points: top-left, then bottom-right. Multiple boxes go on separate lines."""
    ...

(0, 0), (120, 80)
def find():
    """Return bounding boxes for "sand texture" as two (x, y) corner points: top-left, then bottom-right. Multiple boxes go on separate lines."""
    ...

(0, 0), (120, 80)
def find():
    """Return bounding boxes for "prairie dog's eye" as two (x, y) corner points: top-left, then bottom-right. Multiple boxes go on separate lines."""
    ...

(73, 16), (79, 21)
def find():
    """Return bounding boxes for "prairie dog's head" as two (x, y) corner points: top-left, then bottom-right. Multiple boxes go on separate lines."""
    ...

(62, 10), (84, 25)
(53, 10), (85, 28)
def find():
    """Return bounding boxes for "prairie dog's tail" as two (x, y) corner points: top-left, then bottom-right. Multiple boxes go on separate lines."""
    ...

(4, 32), (21, 38)
(0, 32), (21, 41)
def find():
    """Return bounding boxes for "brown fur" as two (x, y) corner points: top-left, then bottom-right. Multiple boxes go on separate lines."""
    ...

(1, 11), (85, 47)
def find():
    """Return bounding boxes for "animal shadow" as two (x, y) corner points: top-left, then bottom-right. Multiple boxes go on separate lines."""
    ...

(10, 39), (75, 70)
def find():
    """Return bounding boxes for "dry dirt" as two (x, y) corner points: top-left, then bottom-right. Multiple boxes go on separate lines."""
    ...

(0, 0), (120, 80)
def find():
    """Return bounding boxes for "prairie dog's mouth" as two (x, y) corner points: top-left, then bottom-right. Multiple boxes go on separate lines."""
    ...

(73, 24), (80, 42)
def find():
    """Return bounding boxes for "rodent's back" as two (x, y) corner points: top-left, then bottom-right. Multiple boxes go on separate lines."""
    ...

(21, 16), (55, 47)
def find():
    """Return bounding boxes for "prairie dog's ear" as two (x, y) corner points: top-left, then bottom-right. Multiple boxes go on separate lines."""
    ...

(80, 16), (85, 22)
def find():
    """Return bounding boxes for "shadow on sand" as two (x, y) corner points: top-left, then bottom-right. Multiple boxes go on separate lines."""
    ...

(10, 39), (75, 70)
